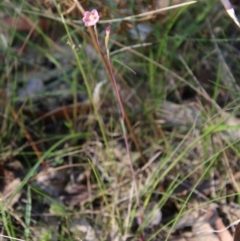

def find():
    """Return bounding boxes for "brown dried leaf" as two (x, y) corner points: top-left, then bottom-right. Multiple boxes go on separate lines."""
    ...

(173, 205), (234, 241)
(1, 178), (21, 208)
(234, 223), (240, 241)
(36, 167), (67, 199)
(69, 216), (97, 241)
(60, 184), (94, 206)
(0, 161), (24, 207)
(215, 216), (232, 241)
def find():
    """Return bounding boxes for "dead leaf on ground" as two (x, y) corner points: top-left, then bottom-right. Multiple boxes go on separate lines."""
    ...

(35, 167), (67, 200)
(173, 204), (234, 241)
(1, 178), (22, 208)
(69, 216), (97, 241)
(0, 160), (24, 207)
(60, 184), (95, 206)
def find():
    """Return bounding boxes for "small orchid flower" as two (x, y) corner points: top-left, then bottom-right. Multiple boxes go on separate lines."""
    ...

(82, 9), (99, 27)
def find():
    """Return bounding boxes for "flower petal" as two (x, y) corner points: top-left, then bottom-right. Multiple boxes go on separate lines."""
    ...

(82, 9), (99, 26)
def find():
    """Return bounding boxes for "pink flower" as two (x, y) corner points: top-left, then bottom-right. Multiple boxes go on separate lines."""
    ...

(82, 9), (99, 27)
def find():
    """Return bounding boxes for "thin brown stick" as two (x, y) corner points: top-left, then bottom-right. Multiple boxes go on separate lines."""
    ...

(11, 108), (47, 169)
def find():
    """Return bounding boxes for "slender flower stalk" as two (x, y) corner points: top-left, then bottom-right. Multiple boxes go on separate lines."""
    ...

(82, 10), (145, 164)
(82, 10), (145, 240)
(104, 25), (144, 241)
(83, 9), (146, 165)
(93, 24), (101, 49)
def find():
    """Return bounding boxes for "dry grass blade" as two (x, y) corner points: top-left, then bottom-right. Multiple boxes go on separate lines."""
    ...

(0, 235), (25, 241)
(98, 1), (197, 23)
(220, 0), (240, 27)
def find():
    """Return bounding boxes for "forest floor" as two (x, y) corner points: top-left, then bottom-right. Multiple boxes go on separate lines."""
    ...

(1, 0), (240, 241)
